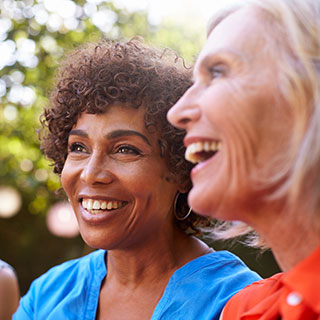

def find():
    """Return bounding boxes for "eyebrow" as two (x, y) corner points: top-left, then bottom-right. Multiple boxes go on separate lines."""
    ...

(106, 130), (151, 146)
(69, 129), (151, 146)
(69, 129), (88, 138)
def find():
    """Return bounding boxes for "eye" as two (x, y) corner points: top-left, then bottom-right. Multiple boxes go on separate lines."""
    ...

(116, 145), (141, 155)
(68, 142), (88, 153)
(208, 64), (226, 80)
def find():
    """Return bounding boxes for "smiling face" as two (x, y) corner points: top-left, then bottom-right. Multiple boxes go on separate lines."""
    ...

(167, 7), (294, 222)
(61, 104), (180, 250)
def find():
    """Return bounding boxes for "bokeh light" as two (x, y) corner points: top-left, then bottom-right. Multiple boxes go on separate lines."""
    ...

(46, 201), (79, 238)
(0, 186), (22, 218)
(3, 104), (18, 120)
(0, 40), (16, 70)
(20, 159), (34, 172)
(34, 168), (49, 182)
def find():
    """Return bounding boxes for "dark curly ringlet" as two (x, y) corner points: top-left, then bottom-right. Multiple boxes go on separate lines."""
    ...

(40, 37), (212, 235)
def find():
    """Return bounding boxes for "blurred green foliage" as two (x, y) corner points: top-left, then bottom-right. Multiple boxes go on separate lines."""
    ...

(0, 0), (279, 295)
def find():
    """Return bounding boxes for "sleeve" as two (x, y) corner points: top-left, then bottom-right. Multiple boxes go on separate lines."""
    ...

(219, 291), (246, 320)
(12, 260), (77, 320)
(12, 257), (80, 320)
(11, 251), (102, 320)
(221, 273), (283, 320)
(13, 285), (35, 320)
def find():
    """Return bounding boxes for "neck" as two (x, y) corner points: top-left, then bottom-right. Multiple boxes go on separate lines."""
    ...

(250, 208), (320, 272)
(105, 227), (210, 287)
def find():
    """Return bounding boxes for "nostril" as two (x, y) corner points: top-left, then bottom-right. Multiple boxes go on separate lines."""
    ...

(168, 100), (201, 130)
(178, 118), (191, 126)
(168, 108), (191, 129)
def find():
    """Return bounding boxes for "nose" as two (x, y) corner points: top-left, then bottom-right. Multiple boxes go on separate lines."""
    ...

(167, 85), (201, 130)
(80, 153), (113, 186)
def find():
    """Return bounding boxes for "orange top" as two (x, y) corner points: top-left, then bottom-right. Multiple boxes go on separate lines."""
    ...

(221, 246), (320, 320)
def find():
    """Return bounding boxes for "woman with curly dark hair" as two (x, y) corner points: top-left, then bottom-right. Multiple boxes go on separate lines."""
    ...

(14, 38), (260, 320)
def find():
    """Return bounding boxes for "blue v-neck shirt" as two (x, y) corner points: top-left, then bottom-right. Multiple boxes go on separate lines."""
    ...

(14, 249), (260, 320)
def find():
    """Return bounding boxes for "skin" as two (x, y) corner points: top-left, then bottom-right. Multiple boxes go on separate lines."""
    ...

(167, 7), (320, 271)
(61, 104), (210, 319)
(0, 267), (20, 320)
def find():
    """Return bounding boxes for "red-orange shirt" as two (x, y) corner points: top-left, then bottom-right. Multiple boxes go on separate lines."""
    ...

(222, 246), (320, 320)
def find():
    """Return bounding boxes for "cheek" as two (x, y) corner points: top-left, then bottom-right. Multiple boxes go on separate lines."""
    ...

(116, 160), (162, 192)
(128, 161), (176, 204)
(205, 95), (260, 185)
(60, 162), (75, 196)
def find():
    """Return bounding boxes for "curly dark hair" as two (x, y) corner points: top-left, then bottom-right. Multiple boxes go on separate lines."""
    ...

(41, 38), (212, 235)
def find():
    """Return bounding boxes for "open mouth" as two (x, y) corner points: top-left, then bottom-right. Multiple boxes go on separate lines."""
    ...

(81, 198), (127, 214)
(185, 141), (221, 164)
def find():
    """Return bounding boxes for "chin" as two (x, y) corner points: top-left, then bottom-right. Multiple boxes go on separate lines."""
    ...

(188, 185), (218, 218)
(79, 229), (108, 250)
(188, 182), (245, 221)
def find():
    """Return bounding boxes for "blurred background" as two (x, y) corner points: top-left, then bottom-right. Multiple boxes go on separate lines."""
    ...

(0, 0), (280, 295)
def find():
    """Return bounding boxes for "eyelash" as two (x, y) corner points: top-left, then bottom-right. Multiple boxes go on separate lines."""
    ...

(208, 64), (225, 80)
(116, 145), (142, 156)
(69, 142), (87, 153)
(68, 143), (142, 156)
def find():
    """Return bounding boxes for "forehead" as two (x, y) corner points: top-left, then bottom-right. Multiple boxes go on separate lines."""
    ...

(195, 7), (269, 71)
(73, 104), (162, 143)
(75, 104), (146, 130)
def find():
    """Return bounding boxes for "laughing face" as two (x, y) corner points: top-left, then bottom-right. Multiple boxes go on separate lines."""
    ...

(167, 7), (294, 222)
(61, 104), (180, 250)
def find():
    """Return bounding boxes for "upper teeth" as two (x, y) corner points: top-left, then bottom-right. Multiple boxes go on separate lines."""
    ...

(185, 141), (221, 163)
(82, 199), (125, 211)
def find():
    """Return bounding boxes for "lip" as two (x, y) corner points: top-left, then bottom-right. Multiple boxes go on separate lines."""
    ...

(191, 157), (212, 179)
(78, 193), (126, 202)
(78, 201), (129, 226)
(77, 193), (129, 226)
(183, 135), (218, 147)
(184, 135), (222, 178)
(189, 144), (223, 179)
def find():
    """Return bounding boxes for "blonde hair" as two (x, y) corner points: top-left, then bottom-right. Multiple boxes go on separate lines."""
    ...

(206, 0), (320, 247)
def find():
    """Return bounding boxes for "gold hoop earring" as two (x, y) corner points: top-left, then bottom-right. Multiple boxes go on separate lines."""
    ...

(174, 192), (192, 221)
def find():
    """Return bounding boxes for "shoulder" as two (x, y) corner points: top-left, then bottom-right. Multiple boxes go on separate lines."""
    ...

(0, 260), (19, 296)
(190, 251), (263, 309)
(153, 251), (262, 320)
(226, 272), (284, 300)
(14, 250), (106, 319)
(0, 259), (14, 270)
(0, 262), (17, 284)
(33, 249), (104, 287)
(178, 250), (262, 282)
(193, 250), (262, 281)
(31, 249), (105, 293)
(183, 251), (262, 301)
(0, 266), (19, 291)
(203, 250), (262, 292)
(221, 273), (284, 319)
(0, 261), (20, 319)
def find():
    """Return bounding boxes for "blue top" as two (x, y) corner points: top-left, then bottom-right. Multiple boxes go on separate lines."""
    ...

(14, 249), (260, 320)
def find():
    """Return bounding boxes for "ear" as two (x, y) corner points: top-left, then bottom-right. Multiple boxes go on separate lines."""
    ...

(177, 180), (190, 194)
(164, 172), (190, 193)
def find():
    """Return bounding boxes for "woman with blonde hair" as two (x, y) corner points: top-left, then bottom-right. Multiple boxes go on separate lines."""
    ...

(168, 0), (320, 318)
